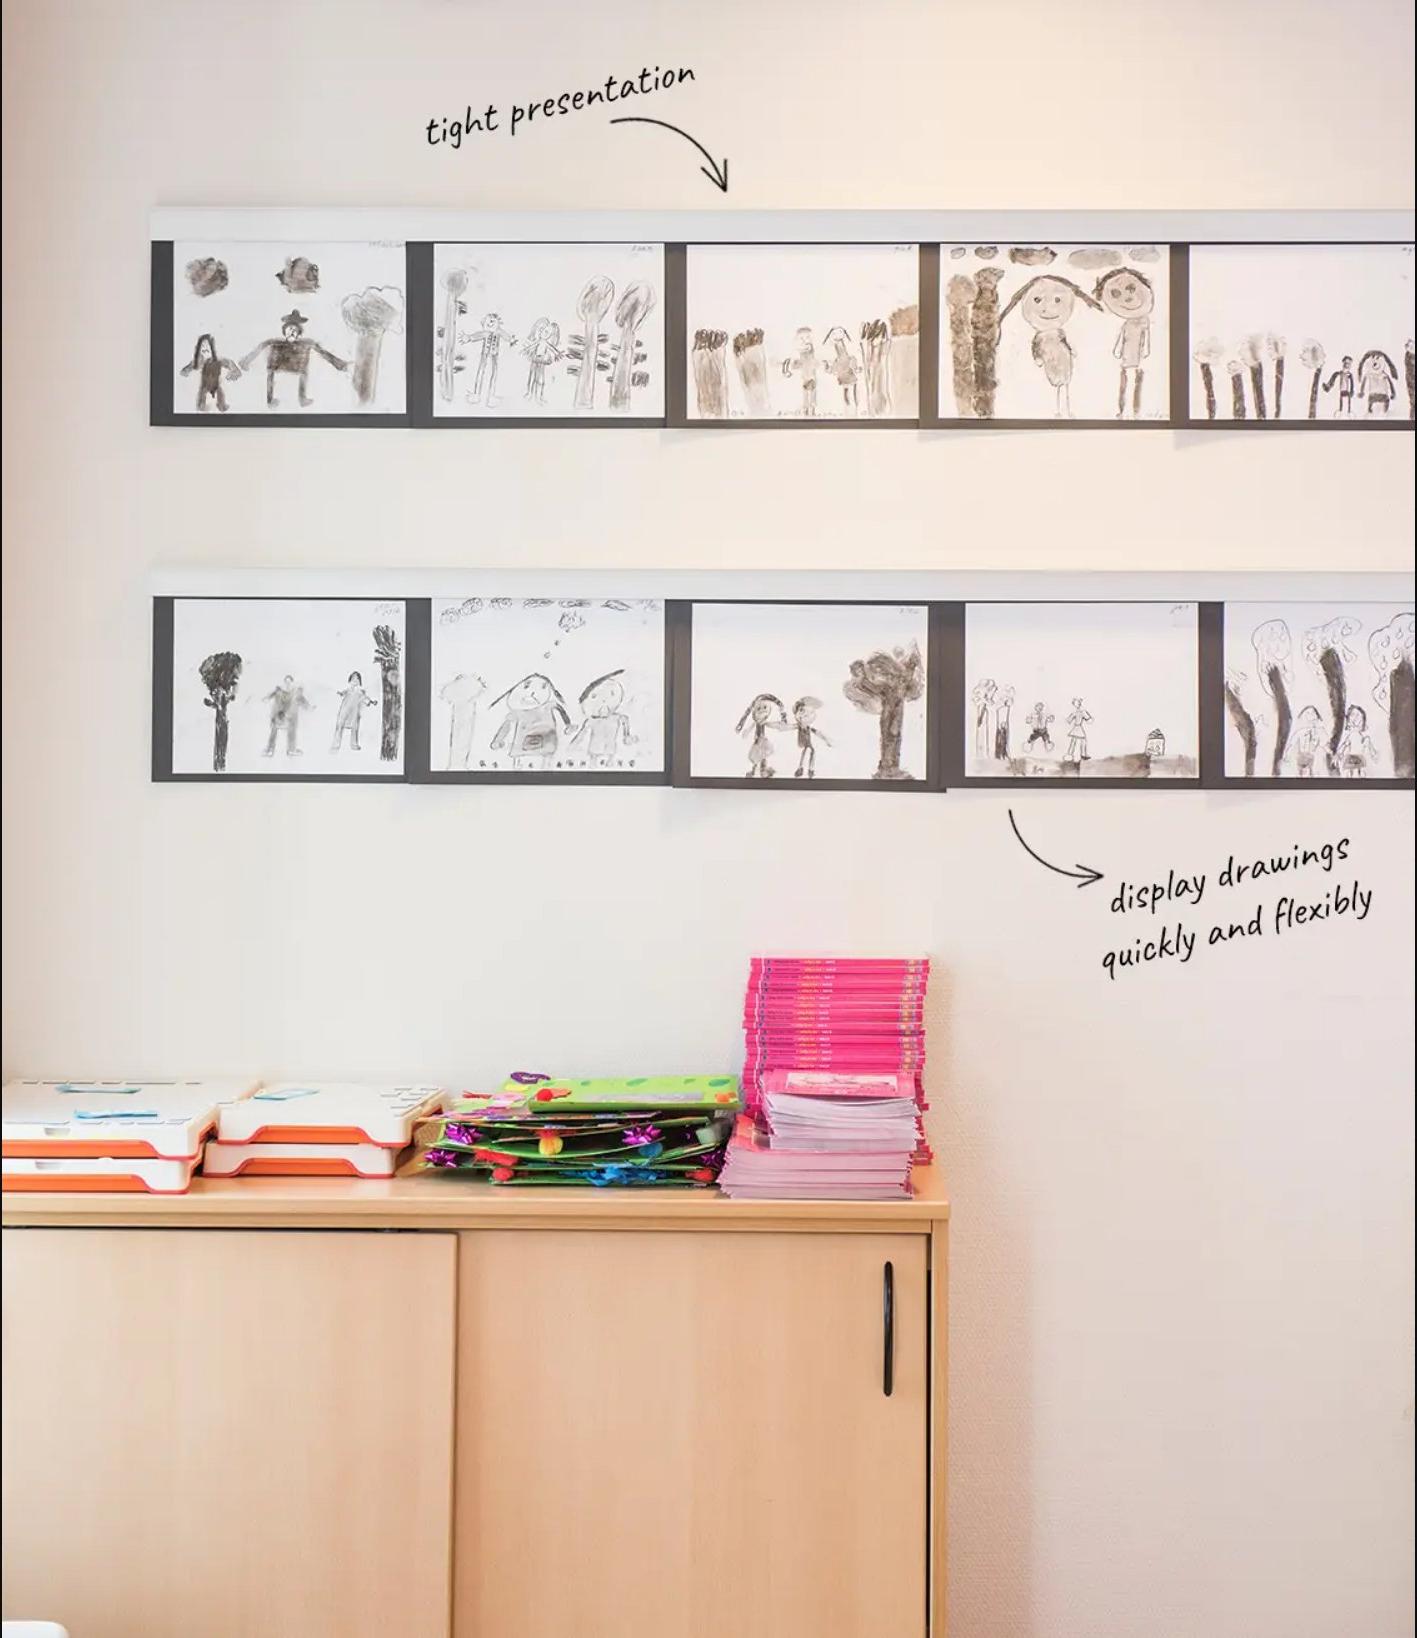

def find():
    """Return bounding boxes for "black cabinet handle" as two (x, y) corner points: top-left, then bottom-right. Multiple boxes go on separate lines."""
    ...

(882, 1260), (895, 1397)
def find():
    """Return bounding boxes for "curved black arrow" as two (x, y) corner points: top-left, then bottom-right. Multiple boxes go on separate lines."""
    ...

(1008, 809), (1104, 888)
(609, 117), (729, 192)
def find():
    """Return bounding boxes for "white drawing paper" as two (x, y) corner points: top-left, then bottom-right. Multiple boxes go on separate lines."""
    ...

(1224, 603), (1414, 779)
(689, 603), (930, 781)
(432, 244), (664, 418)
(686, 245), (920, 421)
(1188, 245), (1415, 422)
(172, 241), (406, 416)
(431, 598), (665, 774)
(938, 243), (1171, 421)
(170, 599), (406, 776)
(965, 603), (1198, 779)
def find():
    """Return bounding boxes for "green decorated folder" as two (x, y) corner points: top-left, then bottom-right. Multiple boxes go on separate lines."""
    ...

(494, 1075), (741, 1112)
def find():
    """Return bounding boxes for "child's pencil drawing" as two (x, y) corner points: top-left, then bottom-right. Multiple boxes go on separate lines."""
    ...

(1224, 604), (1415, 778)
(171, 241), (406, 416)
(180, 335), (242, 413)
(169, 599), (407, 777)
(198, 651), (242, 772)
(331, 671), (375, 753)
(686, 245), (920, 421)
(965, 603), (1198, 779)
(341, 287), (404, 406)
(240, 309), (347, 408)
(185, 257), (228, 298)
(938, 245), (1170, 420)
(430, 598), (665, 774)
(263, 674), (312, 757)
(431, 245), (664, 419)
(1189, 245), (1415, 421)
(689, 603), (930, 782)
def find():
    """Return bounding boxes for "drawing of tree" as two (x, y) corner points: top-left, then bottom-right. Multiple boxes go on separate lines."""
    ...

(843, 641), (925, 780)
(372, 625), (402, 762)
(1369, 612), (1415, 778)
(199, 651), (242, 773)
(341, 286), (405, 405)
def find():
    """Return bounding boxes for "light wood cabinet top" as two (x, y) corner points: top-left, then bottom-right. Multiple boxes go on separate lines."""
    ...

(1, 1165), (949, 1232)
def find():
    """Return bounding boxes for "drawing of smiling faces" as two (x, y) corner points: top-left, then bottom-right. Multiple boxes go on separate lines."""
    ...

(580, 673), (625, 717)
(750, 697), (778, 726)
(1019, 277), (1078, 331)
(793, 697), (821, 728)
(1096, 268), (1154, 319)
(196, 336), (215, 363)
(506, 674), (551, 710)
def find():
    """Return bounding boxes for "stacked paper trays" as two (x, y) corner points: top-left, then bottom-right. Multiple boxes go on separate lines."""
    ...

(205, 1082), (445, 1177)
(415, 1075), (740, 1187)
(2, 1079), (256, 1194)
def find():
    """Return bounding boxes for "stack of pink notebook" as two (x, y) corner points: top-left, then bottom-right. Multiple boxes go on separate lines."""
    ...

(740, 956), (932, 1160)
(718, 1071), (918, 1200)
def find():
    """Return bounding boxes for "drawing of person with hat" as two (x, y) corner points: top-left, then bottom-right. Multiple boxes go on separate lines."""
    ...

(240, 309), (348, 408)
(488, 673), (571, 770)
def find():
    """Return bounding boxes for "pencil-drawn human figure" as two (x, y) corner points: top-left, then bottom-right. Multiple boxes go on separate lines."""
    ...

(822, 328), (862, 412)
(262, 675), (311, 757)
(1064, 698), (1093, 763)
(736, 693), (788, 778)
(1290, 705), (1325, 777)
(199, 651), (242, 773)
(1144, 728), (1166, 760)
(993, 685), (1015, 761)
(1335, 705), (1378, 777)
(971, 680), (997, 759)
(441, 672), (486, 771)
(861, 318), (891, 416)
(999, 275), (1103, 418)
(1095, 267), (1154, 418)
(569, 670), (635, 767)
(180, 334), (241, 413)
(240, 310), (348, 408)
(781, 329), (819, 417)
(791, 697), (832, 778)
(489, 674), (570, 770)
(520, 318), (565, 405)
(463, 313), (518, 408)
(692, 329), (729, 417)
(843, 642), (925, 781)
(970, 266), (1006, 418)
(1357, 349), (1399, 415)
(1322, 355), (1356, 416)
(1024, 700), (1054, 753)
(330, 671), (374, 753)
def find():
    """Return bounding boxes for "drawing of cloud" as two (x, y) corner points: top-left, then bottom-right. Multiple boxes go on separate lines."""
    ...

(948, 245), (967, 259)
(185, 257), (228, 297)
(974, 245), (999, 259)
(277, 256), (320, 293)
(1068, 248), (1123, 270)
(440, 597), (484, 625)
(1009, 247), (1056, 266)
(1128, 246), (1162, 262)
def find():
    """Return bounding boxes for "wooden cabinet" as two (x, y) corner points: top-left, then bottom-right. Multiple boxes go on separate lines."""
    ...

(0, 1228), (457, 1638)
(2, 1178), (948, 1637)
(456, 1230), (929, 1638)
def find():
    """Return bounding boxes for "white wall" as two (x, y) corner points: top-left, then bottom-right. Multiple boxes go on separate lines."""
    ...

(2, 2), (1414, 1636)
